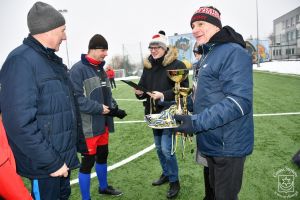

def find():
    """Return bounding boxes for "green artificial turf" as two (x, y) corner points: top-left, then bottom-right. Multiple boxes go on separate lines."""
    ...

(24, 71), (300, 199)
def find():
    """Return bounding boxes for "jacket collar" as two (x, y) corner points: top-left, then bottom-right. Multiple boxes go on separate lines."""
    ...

(81, 54), (105, 70)
(200, 43), (216, 55)
(23, 34), (63, 65)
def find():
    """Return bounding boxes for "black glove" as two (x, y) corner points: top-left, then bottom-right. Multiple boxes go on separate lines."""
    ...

(173, 114), (196, 134)
(107, 107), (127, 119)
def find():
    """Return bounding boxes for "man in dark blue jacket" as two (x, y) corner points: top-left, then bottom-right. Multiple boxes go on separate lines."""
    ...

(174, 6), (254, 200)
(0, 2), (86, 200)
(70, 34), (126, 200)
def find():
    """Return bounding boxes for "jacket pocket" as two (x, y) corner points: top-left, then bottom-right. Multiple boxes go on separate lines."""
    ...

(43, 121), (51, 141)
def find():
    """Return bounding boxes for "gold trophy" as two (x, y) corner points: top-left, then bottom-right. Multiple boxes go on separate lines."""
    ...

(166, 69), (190, 115)
(144, 69), (191, 130)
(167, 69), (193, 157)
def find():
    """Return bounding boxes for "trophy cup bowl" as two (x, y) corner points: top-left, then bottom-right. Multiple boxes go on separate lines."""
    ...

(167, 69), (189, 83)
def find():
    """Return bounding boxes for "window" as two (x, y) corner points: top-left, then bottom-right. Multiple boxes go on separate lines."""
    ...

(273, 50), (276, 56)
(279, 49), (281, 55)
(296, 15), (300, 23)
(291, 17), (295, 27)
(275, 34), (281, 44)
(291, 48), (294, 55)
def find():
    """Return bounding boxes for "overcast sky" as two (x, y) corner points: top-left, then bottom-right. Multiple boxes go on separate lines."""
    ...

(0, 0), (299, 66)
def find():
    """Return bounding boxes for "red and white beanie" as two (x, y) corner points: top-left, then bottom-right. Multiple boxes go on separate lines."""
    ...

(149, 30), (168, 50)
(190, 6), (222, 29)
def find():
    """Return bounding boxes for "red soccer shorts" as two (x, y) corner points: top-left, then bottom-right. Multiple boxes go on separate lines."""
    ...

(84, 127), (109, 155)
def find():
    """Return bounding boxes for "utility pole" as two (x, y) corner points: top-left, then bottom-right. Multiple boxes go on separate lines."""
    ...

(58, 9), (70, 68)
(256, 0), (260, 67)
(139, 42), (144, 67)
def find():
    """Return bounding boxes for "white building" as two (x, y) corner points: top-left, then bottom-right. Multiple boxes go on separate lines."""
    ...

(271, 6), (300, 60)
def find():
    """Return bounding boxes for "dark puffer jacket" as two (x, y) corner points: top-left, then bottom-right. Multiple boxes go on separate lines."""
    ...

(137, 46), (189, 115)
(0, 35), (83, 179)
(192, 26), (254, 157)
(69, 55), (115, 138)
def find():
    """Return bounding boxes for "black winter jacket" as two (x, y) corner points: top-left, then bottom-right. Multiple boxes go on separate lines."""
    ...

(137, 47), (189, 115)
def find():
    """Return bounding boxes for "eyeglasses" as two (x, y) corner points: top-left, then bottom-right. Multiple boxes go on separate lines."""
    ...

(148, 46), (161, 51)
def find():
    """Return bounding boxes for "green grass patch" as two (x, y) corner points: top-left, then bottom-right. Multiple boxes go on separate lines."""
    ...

(25, 72), (300, 199)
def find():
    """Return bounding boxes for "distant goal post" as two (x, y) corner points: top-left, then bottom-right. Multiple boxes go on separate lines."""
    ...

(114, 69), (126, 78)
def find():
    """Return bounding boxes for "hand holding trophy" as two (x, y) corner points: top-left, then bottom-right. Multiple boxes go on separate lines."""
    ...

(167, 69), (193, 157)
(144, 68), (192, 157)
(144, 69), (191, 129)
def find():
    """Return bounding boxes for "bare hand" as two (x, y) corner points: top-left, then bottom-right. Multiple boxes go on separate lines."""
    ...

(50, 163), (69, 177)
(102, 105), (110, 114)
(149, 91), (164, 100)
(134, 89), (144, 96)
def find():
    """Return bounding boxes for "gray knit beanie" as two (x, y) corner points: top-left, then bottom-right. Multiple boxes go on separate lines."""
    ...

(27, 1), (65, 34)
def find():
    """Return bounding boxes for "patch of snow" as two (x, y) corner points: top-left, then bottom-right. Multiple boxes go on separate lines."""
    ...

(253, 61), (300, 75)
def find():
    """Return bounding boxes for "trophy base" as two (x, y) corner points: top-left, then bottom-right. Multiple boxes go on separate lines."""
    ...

(145, 114), (179, 129)
(148, 124), (179, 129)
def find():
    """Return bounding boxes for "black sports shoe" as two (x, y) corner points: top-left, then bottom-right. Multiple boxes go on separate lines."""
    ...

(152, 174), (169, 186)
(167, 181), (180, 199)
(99, 185), (123, 196)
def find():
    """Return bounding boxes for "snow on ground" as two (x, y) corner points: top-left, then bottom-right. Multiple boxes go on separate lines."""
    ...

(253, 60), (300, 75)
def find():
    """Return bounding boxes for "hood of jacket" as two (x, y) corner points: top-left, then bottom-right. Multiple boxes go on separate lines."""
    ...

(208, 25), (246, 48)
(143, 46), (179, 69)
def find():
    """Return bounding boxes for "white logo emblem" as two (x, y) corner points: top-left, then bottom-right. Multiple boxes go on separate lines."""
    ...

(273, 167), (298, 198)
(202, 64), (208, 68)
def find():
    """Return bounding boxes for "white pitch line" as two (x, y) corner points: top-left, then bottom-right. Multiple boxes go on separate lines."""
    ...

(254, 112), (300, 117)
(70, 144), (155, 185)
(70, 111), (300, 185)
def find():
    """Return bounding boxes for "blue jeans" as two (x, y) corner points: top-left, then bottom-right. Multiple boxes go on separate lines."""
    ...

(153, 128), (179, 182)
